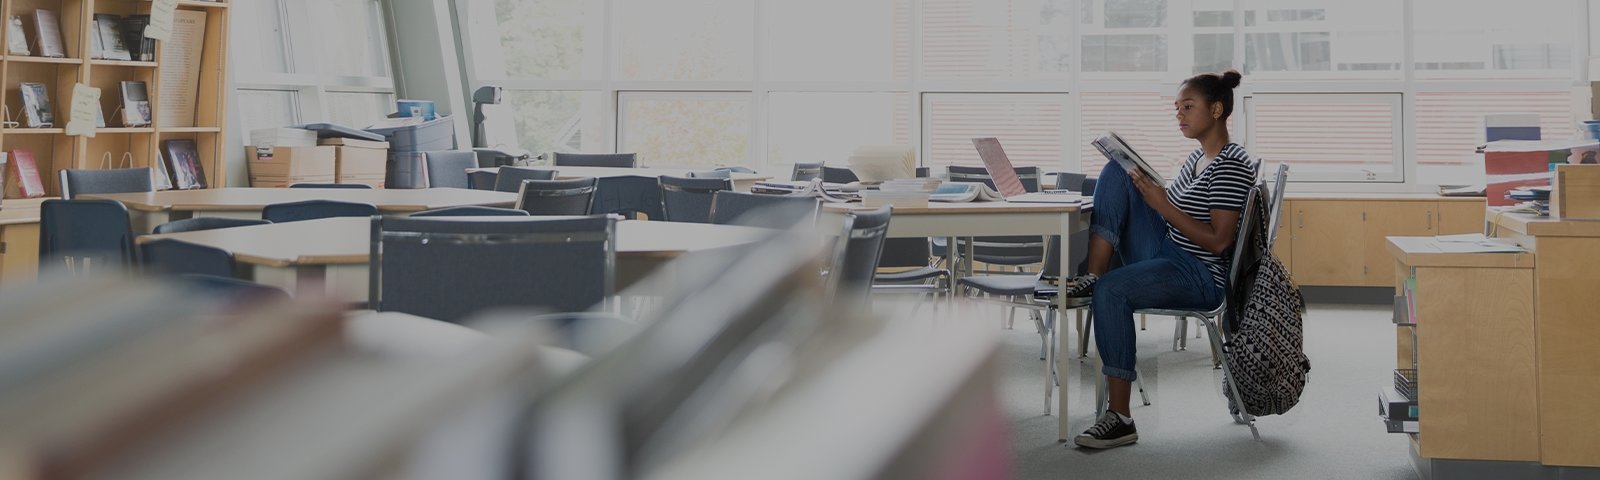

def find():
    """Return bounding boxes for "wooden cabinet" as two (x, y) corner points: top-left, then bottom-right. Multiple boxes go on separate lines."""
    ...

(1363, 202), (1436, 287)
(1290, 200), (1366, 286)
(1279, 196), (1487, 287)
(0, 222), (39, 286)
(1273, 200), (1291, 270)
(1437, 200), (1488, 235)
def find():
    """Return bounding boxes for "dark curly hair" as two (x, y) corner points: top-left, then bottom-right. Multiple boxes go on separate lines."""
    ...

(1182, 70), (1243, 121)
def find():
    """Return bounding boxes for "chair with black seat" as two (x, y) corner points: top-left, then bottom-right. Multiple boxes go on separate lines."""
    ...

(1051, 172), (1088, 192)
(956, 236), (1088, 414)
(38, 199), (137, 276)
(658, 175), (730, 223)
(686, 169), (732, 179)
(177, 274), (291, 305)
(791, 162), (824, 181)
(552, 152), (637, 168)
(941, 165), (1045, 277)
(593, 175), (662, 219)
(422, 150), (479, 189)
(153, 217), (270, 234)
(1081, 177), (1099, 196)
(140, 239), (239, 278)
(828, 205), (892, 301)
(412, 206), (531, 217)
(262, 200), (379, 223)
(716, 166), (756, 174)
(515, 177), (598, 215)
(59, 168), (152, 199)
(493, 166), (558, 192)
(288, 183), (372, 189)
(370, 215), (616, 323)
(468, 170), (499, 190)
(821, 166), (858, 184)
(871, 237), (951, 301)
(708, 191), (820, 228)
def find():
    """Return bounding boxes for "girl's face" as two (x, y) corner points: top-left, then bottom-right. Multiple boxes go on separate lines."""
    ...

(1175, 85), (1220, 140)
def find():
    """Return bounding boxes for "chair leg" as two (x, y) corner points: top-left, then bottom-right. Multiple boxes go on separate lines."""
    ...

(1044, 308), (1056, 416)
(1204, 316), (1260, 441)
(1140, 313), (1147, 331)
(1078, 310), (1093, 359)
(1136, 375), (1151, 406)
(1172, 315), (1186, 352)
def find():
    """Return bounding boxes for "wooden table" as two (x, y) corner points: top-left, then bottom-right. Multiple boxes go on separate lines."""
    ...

(137, 217), (774, 302)
(468, 166), (771, 192)
(822, 200), (1088, 440)
(83, 188), (518, 233)
(0, 198), (50, 287)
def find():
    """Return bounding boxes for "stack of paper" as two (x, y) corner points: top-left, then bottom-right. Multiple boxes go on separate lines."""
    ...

(249, 127), (318, 150)
(1433, 233), (1527, 253)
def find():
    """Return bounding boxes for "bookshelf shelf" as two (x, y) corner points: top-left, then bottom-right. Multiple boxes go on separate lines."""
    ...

(159, 126), (219, 133)
(2, 128), (66, 134)
(97, 127), (153, 133)
(89, 59), (156, 68)
(7, 56), (81, 65)
(176, 1), (227, 8)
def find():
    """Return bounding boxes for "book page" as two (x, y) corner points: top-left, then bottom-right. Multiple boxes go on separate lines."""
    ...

(65, 83), (99, 137)
(156, 10), (205, 128)
(144, 0), (177, 40)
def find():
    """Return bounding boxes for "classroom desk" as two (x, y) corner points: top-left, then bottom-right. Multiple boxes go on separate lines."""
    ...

(83, 188), (517, 233)
(137, 217), (774, 302)
(821, 201), (1088, 441)
(468, 166), (771, 192)
(0, 198), (49, 286)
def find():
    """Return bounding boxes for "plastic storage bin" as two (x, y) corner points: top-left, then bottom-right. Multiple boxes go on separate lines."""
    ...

(366, 115), (456, 152)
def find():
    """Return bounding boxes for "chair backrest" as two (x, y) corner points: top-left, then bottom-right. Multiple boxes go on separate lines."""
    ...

(1081, 177), (1099, 196)
(177, 274), (290, 305)
(370, 215), (616, 322)
(1223, 182), (1267, 294)
(153, 217), (271, 234)
(59, 168), (152, 199)
(708, 191), (820, 228)
(140, 239), (238, 278)
(877, 238), (932, 269)
(261, 200), (379, 223)
(494, 167), (558, 192)
(423, 150), (479, 189)
(791, 163), (824, 181)
(468, 170), (500, 190)
(1266, 163), (1289, 247)
(288, 183), (372, 189)
(553, 152), (637, 168)
(829, 206), (893, 300)
(947, 165), (1041, 193)
(686, 169), (731, 179)
(38, 199), (136, 274)
(515, 177), (598, 215)
(594, 175), (663, 219)
(412, 206), (531, 217)
(658, 175), (731, 223)
(1051, 172), (1087, 192)
(821, 166), (858, 184)
(915, 166), (930, 178)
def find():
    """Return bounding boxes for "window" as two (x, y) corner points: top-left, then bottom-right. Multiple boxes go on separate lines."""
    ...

(922, 94), (1068, 170)
(324, 92), (396, 132)
(614, 0), (754, 81)
(470, 0), (605, 81)
(763, 0), (911, 82)
(306, 0), (391, 78)
(1413, 91), (1576, 185)
(236, 90), (299, 137)
(1245, 94), (1402, 182)
(234, 0), (288, 75)
(502, 91), (611, 154)
(1240, 0), (1402, 78)
(1413, 0), (1573, 78)
(767, 93), (912, 174)
(919, 0), (1074, 81)
(1079, 91), (1198, 177)
(618, 93), (752, 168)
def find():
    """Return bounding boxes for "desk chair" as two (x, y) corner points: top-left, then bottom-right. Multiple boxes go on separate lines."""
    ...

(821, 166), (858, 184)
(468, 170), (499, 190)
(686, 170), (732, 179)
(288, 183), (372, 189)
(940, 165), (1045, 277)
(140, 239), (239, 278)
(153, 217), (270, 234)
(871, 238), (952, 305)
(59, 168), (152, 199)
(178, 274), (290, 305)
(1050, 172), (1088, 192)
(708, 191), (819, 228)
(792, 163), (823, 181)
(552, 152), (637, 168)
(262, 200), (379, 223)
(422, 150), (479, 189)
(1081, 177), (1099, 196)
(659, 176), (730, 223)
(369, 215), (616, 322)
(828, 206), (892, 301)
(515, 177), (598, 215)
(412, 206), (530, 217)
(39, 199), (136, 276)
(594, 175), (662, 219)
(494, 167), (558, 192)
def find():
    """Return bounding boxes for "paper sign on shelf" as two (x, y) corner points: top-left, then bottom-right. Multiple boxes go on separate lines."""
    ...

(65, 83), (100, 137)
(145, 0), (178, 41)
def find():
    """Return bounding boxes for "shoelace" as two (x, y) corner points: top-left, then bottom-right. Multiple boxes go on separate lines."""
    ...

(1066, 274), (1098, 296)
(1085, 413), (1120, 437)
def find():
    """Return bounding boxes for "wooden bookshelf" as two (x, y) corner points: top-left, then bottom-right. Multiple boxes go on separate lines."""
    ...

(0, 0), (227, 197)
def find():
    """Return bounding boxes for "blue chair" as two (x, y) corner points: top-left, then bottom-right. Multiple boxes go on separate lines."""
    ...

(38, 199), (137, 275)
(821, 166), (858, 184)
(792, 163), (823, 181)
(289, 183), (373, 189)
(1051, 172), (1088, 192)
(177, 274), (291, 305)
(412, 206), (531, 217)
(708, 191), (819, 228)
(515, 177), (598, 216)
(468, 170), (499, 190)
(141, 239), (239, 278)
(370, 215), (617, 322)
(262, 200), (379, 223)
(594, 175), (663, 219)
(552, 152), (637, 168)
(59, 168), (152, 199)
(423, 150), (478, 189)
(940, 165), (1046, 271)
(153, 217), (271, 234)
(1081, 177), (1099, 196)
(494, 167), (558, 192)
(658, 176), (730, 223)
(828, 206), (893, 301)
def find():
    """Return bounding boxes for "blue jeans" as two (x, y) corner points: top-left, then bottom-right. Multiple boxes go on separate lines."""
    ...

(1088, 162), (1222, 382)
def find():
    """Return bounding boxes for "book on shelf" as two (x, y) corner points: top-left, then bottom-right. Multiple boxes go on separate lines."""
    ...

(162, 139), (206, 189)
(156, 10), (206, 128)
(19, 82), (53, 128)
(31, 9), (64, 58)
(93, 14), (132, 61)
(152, 152), (172, 190)
(88, 16), (104, 59)
(119, 81), (151, 127)
(396, 99), (437, 121)
(6, 16), (28, 56)
(7, 150), (45, 198)
(119, 15), (155, 62)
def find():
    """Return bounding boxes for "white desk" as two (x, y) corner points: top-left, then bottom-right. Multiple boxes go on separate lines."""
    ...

(468, 166), (770, 192)
(85, 188), (518, 233)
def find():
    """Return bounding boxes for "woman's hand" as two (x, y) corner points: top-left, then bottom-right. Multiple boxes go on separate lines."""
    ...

(1128, 169), (1167, 208)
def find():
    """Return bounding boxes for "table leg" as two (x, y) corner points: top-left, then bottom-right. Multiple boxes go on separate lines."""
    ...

(1057, 211), (1078, 441)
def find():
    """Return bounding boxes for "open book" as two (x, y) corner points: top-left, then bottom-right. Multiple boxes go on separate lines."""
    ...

(929, 182), (1006, 202)
(1092, 132), (1165, 185)
(750, 178), (859, 203)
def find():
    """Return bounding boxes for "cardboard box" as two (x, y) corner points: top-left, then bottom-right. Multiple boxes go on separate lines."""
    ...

(247, 146), (335, 179)
(249, 174), (337, 188)
(319, 138), (389, 186)
(1552, 164), (1600, 220)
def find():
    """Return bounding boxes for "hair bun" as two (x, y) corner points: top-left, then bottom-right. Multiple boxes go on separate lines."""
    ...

(1221, 70), (1243, 89)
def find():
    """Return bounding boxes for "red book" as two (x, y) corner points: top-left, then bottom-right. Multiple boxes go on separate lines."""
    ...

(9, 149), (44, 198)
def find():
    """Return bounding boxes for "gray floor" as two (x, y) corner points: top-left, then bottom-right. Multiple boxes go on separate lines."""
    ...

(988, 301), (1419, 480)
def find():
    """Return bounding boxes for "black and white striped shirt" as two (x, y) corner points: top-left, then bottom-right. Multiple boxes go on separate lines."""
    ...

(1165, 143), (1259, 288)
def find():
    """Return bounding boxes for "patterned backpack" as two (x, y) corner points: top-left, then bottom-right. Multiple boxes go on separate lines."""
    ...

(1222, 189), (1311, 417)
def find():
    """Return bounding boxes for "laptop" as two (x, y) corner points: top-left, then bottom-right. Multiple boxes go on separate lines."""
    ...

(971, 138), (1085, 204)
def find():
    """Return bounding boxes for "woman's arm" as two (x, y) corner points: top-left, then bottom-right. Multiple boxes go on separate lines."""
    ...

(1128, 169), (1240, 255)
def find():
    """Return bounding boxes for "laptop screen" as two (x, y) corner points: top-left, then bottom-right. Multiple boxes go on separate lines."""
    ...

(971, 138), (1027, 197)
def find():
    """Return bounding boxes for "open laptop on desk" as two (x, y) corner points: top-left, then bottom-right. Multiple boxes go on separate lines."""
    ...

(972, 137), (1085, 204)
